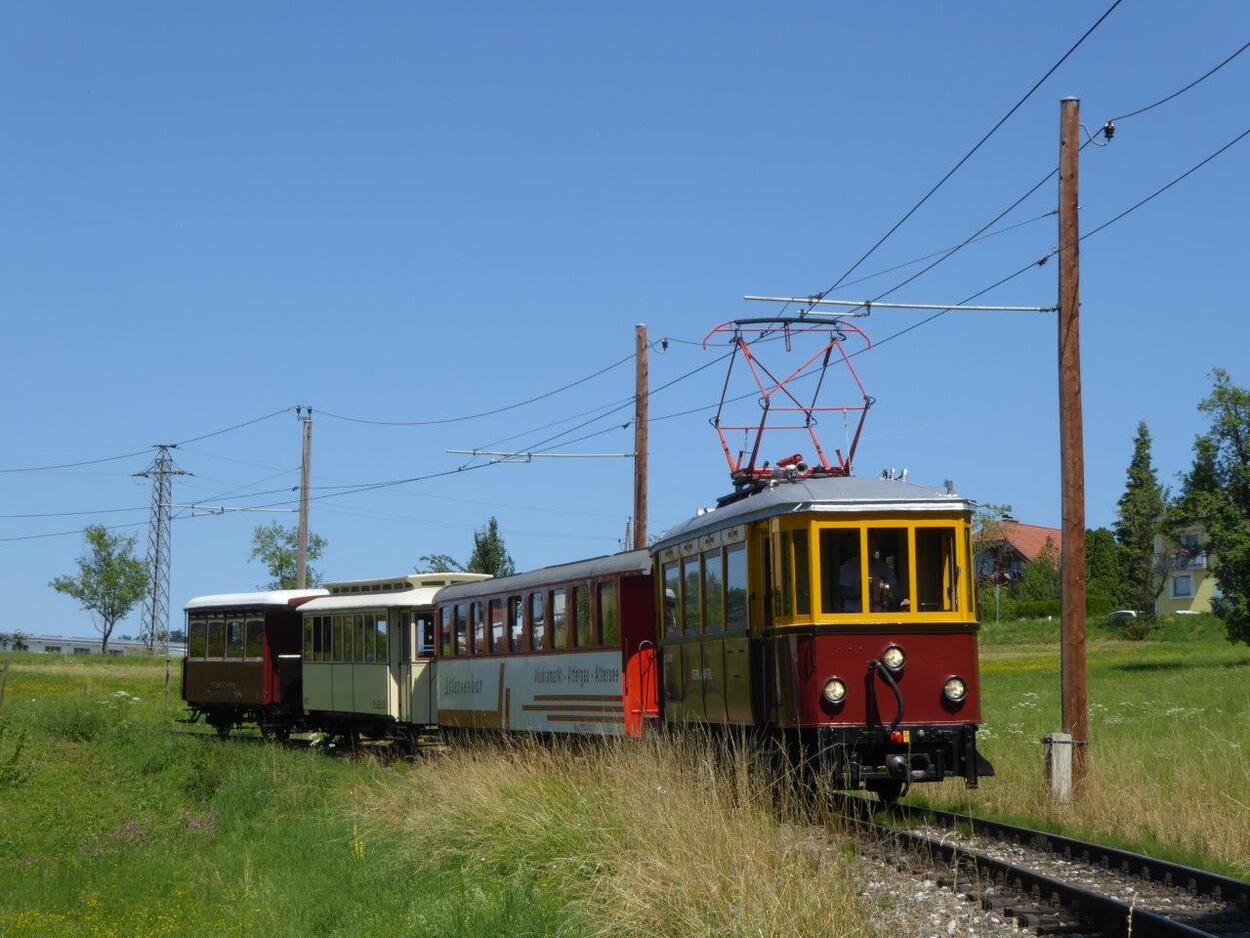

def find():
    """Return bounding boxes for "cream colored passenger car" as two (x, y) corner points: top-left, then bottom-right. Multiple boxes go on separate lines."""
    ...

(299, 572), (490, 735)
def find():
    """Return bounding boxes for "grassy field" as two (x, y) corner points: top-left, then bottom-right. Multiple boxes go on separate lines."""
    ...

(916, 614), (1250, 877)
(0, 653), (871, 938)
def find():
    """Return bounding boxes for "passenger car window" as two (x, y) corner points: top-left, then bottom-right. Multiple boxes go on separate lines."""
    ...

(189, 617), (208, 659)
(529, 592), (546, 650)
(509, 596), (524, 652)
(552, 590), (569, 649)
(454, 604), (468, 656)
(820, 529), (863, 614)
(226, 618), (245, 659)
(471, 602), (487, 654)
(574, 584), (593, 646)
(599, 581), (619, 646)
(780, 532), (793, 616)
(440, 607), (453, 656)
(245, 617), (264, 659)
(375, 613), (388, 663)
(489, 599), (505, 654)
(332, 615), (345, 661)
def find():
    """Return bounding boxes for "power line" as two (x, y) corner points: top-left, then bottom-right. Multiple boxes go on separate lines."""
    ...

(0, 447), (153, 474)
(816, 0), (1122, 299)
(318, 348), (640, 428)
(172, 407), (295, 446)
(0, 504), (149, 519)
(1108, 38), (1250, 124)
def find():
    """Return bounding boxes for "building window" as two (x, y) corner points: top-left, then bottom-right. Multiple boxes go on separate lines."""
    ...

(44, 645), (61, 654)
(73, 647), (91, 655)
(107, 649), (123, 656)
(1172, 574), (1193, 598)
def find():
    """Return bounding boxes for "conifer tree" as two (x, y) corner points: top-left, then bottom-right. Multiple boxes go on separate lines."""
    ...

(1114, 421), (1167, 618)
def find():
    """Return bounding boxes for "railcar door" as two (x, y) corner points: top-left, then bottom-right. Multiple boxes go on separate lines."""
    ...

(407, 613), (435, 725)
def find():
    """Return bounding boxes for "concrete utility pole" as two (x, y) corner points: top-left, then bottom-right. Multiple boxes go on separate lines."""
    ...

(296, 406), (313, 590)
(632, 323), (649, 550)
(1058, 97), (1088, 785)
(136, 445), (188, 652)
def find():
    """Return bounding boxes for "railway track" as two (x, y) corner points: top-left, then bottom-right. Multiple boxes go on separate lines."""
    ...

(843, 799), (1250, 937)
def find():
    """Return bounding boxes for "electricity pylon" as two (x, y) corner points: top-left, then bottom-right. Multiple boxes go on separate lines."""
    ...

(135, 445), (188, 652)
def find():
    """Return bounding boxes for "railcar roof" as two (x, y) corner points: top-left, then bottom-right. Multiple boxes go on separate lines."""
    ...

(652, 475), (972, 552)
(184, 589), (329, 611)
(435, 550), (651, 603)
(300, 587), (448, 612)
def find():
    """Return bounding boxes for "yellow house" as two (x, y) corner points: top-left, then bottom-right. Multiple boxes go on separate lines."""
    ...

(1153, 526), (1219, 616)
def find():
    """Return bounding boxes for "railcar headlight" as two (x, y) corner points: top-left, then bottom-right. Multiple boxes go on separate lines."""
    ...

(943, 676), (968, 702)
(881, 645), (906, 671)
(822, 677), (847, 705)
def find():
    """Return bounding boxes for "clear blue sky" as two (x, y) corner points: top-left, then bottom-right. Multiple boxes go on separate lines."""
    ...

(3, 2), (1248, 638)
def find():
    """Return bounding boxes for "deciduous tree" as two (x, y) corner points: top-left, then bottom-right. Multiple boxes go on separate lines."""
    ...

(50, 525), (149, 654)
(418, 517), (516, 578)
(248, 522), (328, 590)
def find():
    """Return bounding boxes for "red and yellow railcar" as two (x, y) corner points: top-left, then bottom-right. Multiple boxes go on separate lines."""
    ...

(651, 475), (993, 799)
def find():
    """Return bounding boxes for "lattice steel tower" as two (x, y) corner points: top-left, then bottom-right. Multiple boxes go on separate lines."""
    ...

(136, 445), (188, 651)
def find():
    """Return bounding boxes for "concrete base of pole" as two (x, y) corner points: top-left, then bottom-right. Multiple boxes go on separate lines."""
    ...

(1045, 732), (1073, 803)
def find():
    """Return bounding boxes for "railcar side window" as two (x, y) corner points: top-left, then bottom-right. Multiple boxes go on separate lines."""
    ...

(418, 615), (435, 658)
(440, 607), (453, 656)
(359, 614), (372, 663)
(245, 617), (264, 660)
(598, 581), (619, 646)
(866, 528), (911, 613)
(662, 562), (681, 637)
(725, 544), (748, 630)
(916, 527), (958, 612)
(682, 557), (701, 634)
(471, 602), (487, 654)
(303, 617), (313, 660)
(574, 584), (593, 646)
(489, 599), (505, 654)
(552, 589), (570, 650)
(820, 529), (863, 614)
(454, 604), (468, 656)
(530, 592), (546, 651)
(509, 596), (524, 652)
(189, 617), (208, 658)
(779, 532), (793, 616)
(320, 616), (331, 662)
(703, 549), (724, 633)
(793, 531), (811, 615)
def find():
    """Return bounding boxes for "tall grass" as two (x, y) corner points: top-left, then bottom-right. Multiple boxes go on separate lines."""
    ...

(356, 735), (872, 938)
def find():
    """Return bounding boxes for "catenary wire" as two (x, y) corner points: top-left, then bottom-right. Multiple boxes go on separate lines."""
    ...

(1108, 37), (1250, 123)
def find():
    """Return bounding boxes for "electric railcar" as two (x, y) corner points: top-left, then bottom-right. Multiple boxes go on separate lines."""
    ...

(181, 474), (992, 797)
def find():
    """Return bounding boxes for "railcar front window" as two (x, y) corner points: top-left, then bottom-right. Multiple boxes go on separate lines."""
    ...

(780, 533), (793, 616)
(662, 562), (680, 637)
(574, 584), (593, 646)
(866, 528), (911, 613)
(189, 617), (208, 658)
(599, 581), (619, 646)
(725, 544), (747, 630)
(530, 592), (546, 650)
(820, 529), (863, 613)
(916, 527), (958, 611)
(552, 589), (569, 649)
(703, 549), (724, 633)
(245, 618), (264, 660)
(489, 599), (505, 653)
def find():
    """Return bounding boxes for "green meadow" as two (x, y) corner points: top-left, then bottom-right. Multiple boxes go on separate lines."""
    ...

(919, 613), (1250, 877)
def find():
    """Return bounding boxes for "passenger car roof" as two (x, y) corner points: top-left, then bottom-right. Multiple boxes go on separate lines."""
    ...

(184, 589), (329, 611)
(435, 550), (651, 602)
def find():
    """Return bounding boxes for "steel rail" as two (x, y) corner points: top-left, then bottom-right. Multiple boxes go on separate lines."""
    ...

(892, 803), (1250, 913)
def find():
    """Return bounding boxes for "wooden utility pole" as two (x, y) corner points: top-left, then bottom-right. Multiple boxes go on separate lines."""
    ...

(1058, 97), (1088, 784)
(632, 324), (649, 550)
(296, 406), (313, 590)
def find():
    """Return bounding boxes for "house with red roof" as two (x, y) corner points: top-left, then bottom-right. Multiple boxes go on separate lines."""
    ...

(974, 520), (1062, 582)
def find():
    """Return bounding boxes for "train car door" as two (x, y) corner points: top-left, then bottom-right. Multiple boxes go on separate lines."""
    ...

(397, 611), (414, 724)
(408, 613), (435, 725)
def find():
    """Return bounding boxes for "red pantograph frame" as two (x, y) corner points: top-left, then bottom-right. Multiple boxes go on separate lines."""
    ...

(701, 317), (873, 483)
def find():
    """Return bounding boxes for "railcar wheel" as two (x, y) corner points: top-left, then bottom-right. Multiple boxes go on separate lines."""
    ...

(868, 779), (905, 804)
(212, 720), (232, 740)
